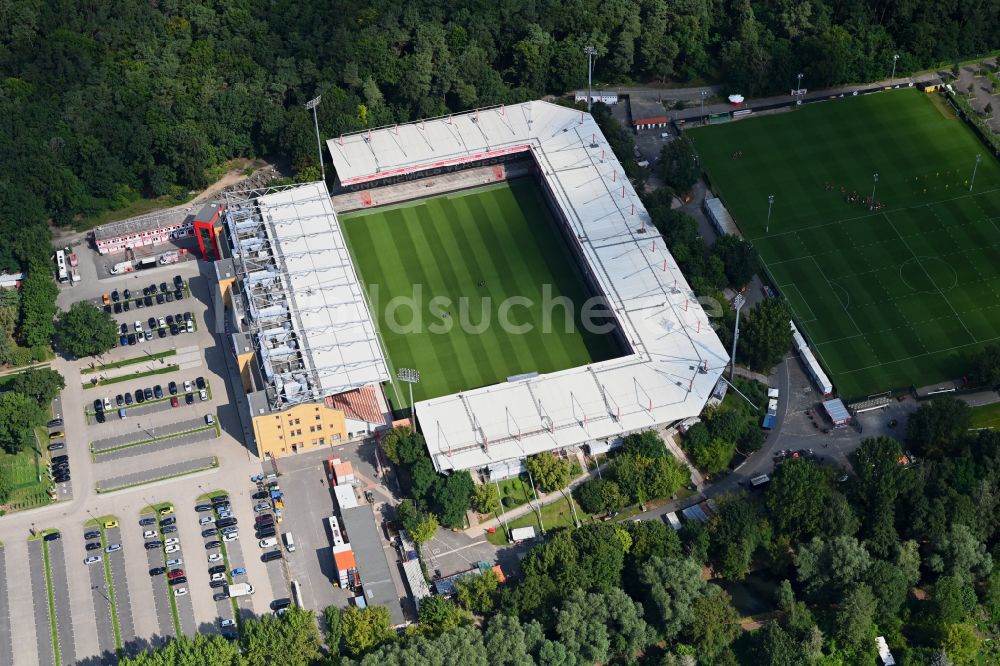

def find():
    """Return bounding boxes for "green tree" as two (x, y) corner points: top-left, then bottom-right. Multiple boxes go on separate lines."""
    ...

(621, 430), (667, 458)
(10, 367), (64, 407)
(118, 632), (242, 665)
(456, 569), (499, 614)
(943, 623), (981, 665)
(640, 556), (710, 639)
(575, 478), (628, 515)
(410, 457), (440, 501)
(927, 523), (992, 581)
(418, 595), (469, 635)
(929, 574), (977, 627)
(906, 397), (972, 457)
(795, 535), (871, 600)
(56, 301), (117, 358)
(658, 135), (700, 193)
(970, 343), (1000, 387)
(342, 605), (396, 657)
(525, 452), (572, 492)
(16, 266), (57, 349)
(240, 606), (323, 666)
(710, 492), (769, 580)
(689, 436), (734, 474)
(471, 482), (500, 515)
(483, 614), (536, 666)
(765, 458), (829, 538)
(411, 512), (439, 546)
(432, 470), (473, 528)
(687, 589), (741, 660)
(739, 298), (793, 372)
(834, 584), (877, 655)
(380, 426), (412, 465)
(748, 622), (799, 666)
(711, 235), (759, 288)
(0, 392), (44, 454)
(554, 588), (655, 663)
(324, 605), (342, 654)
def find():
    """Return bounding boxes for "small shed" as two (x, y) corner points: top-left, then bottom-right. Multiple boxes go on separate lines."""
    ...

(633, 116), (669, 130)
(510, 526), (536, 543)
(822, 398), (851, 426)
(876, 636), (895, 665)
(664, 512), (682, 531)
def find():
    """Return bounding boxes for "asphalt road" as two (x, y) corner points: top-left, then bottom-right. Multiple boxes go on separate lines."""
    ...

(46, 539), (76, 664)
(105, 526), (138, 652)
(87, 548), (117, 665)
(28, 540), (55, 666)
(92, 417), (210, 453)
(198, 503), (236, 635)
(140, 513), (177, 643)
(95, 428), (216, 463)
(97, 456), (216, 493)
(0, 549), (13, 666)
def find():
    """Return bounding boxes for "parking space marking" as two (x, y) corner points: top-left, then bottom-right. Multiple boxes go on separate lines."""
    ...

(140, 513), (177, 644)
(28, 540), (55, 666)
(46, 540), (77, 664)
(96, 456), (217, 493)
(0, 548), (13, 666)
(105, 527), (137, 650)
(87, 550), (118, 664)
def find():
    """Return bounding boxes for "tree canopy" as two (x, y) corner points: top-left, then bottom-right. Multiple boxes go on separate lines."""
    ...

(57, 302), (118, 359)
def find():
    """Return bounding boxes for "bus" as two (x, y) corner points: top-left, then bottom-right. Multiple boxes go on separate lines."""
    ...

(55, 250), (68, 283)
(290, 580), (302, 607)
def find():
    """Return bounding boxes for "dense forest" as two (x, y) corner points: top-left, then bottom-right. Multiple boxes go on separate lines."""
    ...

(2, 0), (999, 274)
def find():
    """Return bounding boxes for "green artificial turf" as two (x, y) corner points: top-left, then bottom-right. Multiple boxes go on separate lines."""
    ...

(340, 179), (623, 410)
(691, 90), (1000, 399)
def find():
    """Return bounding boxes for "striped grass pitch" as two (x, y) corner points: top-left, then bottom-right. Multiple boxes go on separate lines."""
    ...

(340, 179), (623, 410)
(691, 89), (1000, 398)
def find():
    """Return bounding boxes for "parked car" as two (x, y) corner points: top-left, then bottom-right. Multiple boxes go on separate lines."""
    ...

(170, 397), (179, 408)
(84, 555), (102, 565)
(165, 545), (180, 554)
(164, 537), (179, 546)
(199, 516), (215, 526)
(143, 530), (156, 539)
(124, 393), (133, 406)
(168, 577), (186, 586)
(199, 389), (208, 401)
(47, 442), (64, 451)
(144, 541), (162, 550)
(230, 567), (246, 577)
(205, 541), (221, 550)
(165, 558), (183, 567)
(213, 593), (228, 602)
(143, 388), (153, 401)
(162, 525), (177, 534)
(169, 381), (177, 395)
(194, 504), (212, 512)
(86, 542), (102, 551)
(139, 517), (155, 526)
(153, 385), (163, 399)
(44, 532), (61, 542)
(149, 567), (166, 576)
(185, 392), (194, 405)
(259, 538), (278, 548)
(104, 519), (119, 529)
(223, 532), (239, 542)
(196, 376), (206, 390)
(208, 553), (223, 563)
(261, 550), (282, 562)
(105, 543), (121, 553)
(174, 587), (188, 597)
(210, 579), (227, 588)
(84, 530), (100, 540)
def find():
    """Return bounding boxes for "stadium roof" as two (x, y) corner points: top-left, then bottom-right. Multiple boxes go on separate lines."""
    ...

(327, 101), (729, 472)
(224, 182), (390, 410)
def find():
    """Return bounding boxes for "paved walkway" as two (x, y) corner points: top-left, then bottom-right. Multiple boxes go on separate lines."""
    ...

(92, 417), (208, 453)
(96, 456), (217, 493)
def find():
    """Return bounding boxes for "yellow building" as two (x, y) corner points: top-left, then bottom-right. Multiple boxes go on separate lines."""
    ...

(251, 400), (346, 458)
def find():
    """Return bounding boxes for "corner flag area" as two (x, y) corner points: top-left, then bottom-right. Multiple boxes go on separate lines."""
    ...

(692, 89), (1000, 398)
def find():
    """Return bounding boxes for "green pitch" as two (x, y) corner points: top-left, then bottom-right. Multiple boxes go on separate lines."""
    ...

(691, 90), (1000, 399)
(340, 179), (623, 409)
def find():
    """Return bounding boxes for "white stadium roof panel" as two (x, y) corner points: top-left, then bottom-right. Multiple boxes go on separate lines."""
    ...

(228, 183), (390, 407)
(327, 101), (728, 472)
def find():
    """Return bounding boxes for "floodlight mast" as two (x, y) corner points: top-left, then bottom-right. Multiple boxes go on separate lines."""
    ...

(870, 172), (879, 210)
(890, 54), (899, 86)
(730, 293), (746, 381)
(397, 367), (420, 430)
(970, 154), (982, 192)
(305, 96), (326, 182)
(766, 194), (775, 234)
(700, 90), (709, 124)
(797, 73), (804, 104)
(584, 46), (598, 112)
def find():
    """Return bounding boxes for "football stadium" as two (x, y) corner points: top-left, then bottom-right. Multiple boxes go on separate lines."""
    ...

(328, 101), (729, 473)
(691, 89), (1000, 400)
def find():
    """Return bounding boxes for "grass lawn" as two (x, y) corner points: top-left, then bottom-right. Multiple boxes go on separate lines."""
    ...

(691, 89), (1000, 399)
(486, 494), (582, 545)
(971, 402), (1000, 429)
(340, 179), (623, 410)
(0, 448), (50, 513)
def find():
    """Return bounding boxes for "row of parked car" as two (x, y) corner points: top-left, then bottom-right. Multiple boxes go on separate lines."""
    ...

(102, 276), (185, 314)
(81, 521), (123, 565)
(117, 311), (194, 346)
(92, 376), (207, 422)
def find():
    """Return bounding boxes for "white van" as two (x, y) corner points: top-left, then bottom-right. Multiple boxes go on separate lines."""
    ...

(284, 532), (296, 552)
(258, 537), (278, 549)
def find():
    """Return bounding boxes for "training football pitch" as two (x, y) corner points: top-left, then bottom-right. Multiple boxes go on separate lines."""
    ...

(691, 90), (1000, 399)
(340, 179), (622, 409)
